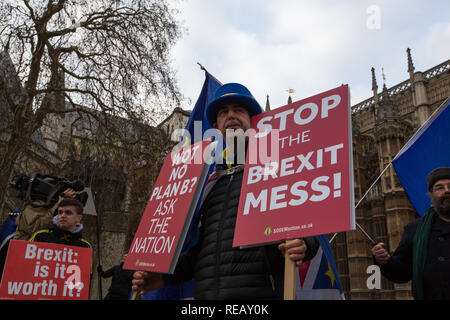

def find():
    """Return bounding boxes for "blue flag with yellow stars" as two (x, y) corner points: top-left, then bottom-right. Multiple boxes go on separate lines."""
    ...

(296, 235), (345, 299)
(393, 98), (450, 217)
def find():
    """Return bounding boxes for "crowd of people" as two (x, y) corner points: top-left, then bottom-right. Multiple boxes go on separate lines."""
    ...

(0, 82), (449, 300)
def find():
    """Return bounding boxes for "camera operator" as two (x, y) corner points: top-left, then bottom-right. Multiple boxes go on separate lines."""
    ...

(13, 188), (77, 241)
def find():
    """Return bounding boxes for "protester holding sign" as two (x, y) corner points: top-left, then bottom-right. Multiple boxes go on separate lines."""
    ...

(372, 167), (450, 300)
(133, 83), (319, 299)
(0, 198), (93, 300)
(29, 198), (92, 250)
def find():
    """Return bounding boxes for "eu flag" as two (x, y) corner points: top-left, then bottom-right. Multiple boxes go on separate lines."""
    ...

(179, 70), (222, 147)
(140, 69), (221, 300)
(296, 235), (345, 299)
(178, 69), (221, 252)
(392, 98), (450, 217)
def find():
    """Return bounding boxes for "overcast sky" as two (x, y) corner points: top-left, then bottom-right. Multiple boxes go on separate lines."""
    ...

(170, 0), (449, 111)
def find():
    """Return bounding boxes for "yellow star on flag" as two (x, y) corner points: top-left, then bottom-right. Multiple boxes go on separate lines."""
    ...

(182, 136), (190, 148)
(325, 262), (336, 288)
(222, 147), (232, 169)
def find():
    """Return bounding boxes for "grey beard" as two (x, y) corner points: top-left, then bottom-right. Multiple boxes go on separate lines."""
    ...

(432, 197), (450, 220)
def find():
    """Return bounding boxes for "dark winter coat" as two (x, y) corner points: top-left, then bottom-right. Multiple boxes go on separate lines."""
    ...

(99, 263), (134, 300)
(376, 213), (450, 299)
(29, 216), (92, 249)
(165, 164), (319, 299)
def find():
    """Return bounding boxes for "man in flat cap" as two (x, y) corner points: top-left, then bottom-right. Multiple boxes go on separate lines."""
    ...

(371, 167), (450, 300)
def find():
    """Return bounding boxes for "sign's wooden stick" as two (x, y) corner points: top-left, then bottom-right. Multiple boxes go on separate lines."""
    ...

(283, 239), (296, 300)
(131, 291), (140, 300)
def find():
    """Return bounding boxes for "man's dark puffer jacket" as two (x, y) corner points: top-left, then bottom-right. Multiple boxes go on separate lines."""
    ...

(166, 165), (319, 299)
(29, 225), (92, 249)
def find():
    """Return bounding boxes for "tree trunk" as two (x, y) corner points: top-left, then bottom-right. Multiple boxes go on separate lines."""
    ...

(0, 135), (25, 219)
(0, 112), (33, 219)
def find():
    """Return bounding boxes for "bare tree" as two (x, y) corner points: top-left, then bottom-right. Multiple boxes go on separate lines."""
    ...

(0, 0), (182, 207)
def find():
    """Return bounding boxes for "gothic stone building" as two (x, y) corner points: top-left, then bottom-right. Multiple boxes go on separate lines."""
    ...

(335, 49), (449, 299)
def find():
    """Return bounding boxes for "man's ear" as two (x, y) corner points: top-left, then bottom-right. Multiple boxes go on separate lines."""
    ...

(77, 214), (83, 224)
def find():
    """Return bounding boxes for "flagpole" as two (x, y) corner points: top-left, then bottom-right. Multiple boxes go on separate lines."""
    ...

(329, 96), (450, 245)
(329, 162), (392, 245)
(355, 162), (392, 209)
(197, 62), (223, 85)
(356, 222), (376, 245)
(329, 232), (338, 244)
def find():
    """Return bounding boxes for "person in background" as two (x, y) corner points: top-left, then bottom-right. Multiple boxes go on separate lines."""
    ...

(0, 210), (21, 282)
(98, 254), (135, 300)
(29, 198), (91, 249)
(372, 167), (450, 300)
(14, 188), (77, 241)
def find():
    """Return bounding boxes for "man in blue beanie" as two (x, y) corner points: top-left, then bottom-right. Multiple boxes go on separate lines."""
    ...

(133, 83), (319, 299)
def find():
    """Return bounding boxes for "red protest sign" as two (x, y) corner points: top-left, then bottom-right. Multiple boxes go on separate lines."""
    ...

(233, 85), (355, 247)
(124, 139), (215, 273)
(0, 240), (92, 300)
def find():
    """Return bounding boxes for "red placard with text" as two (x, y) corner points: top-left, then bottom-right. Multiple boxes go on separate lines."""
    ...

(233, 85), (355, 247)
(124, 139), (214, 273)
(0, 240), (92, 300)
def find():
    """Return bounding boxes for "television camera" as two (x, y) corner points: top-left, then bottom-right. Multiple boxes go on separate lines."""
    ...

(10, 173), (88, 208)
